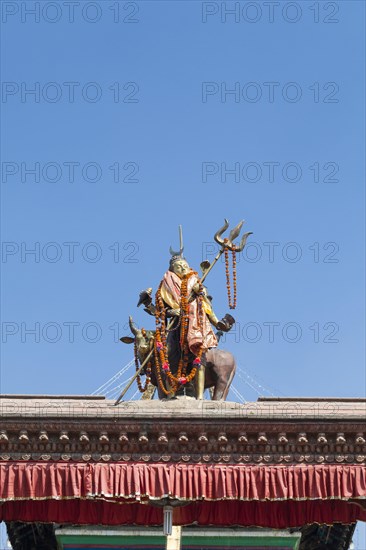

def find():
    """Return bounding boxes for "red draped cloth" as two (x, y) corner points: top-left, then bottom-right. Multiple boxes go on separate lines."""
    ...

(1, 462), (365, 527)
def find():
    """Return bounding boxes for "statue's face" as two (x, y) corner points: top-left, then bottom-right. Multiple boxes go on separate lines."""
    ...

(172, 259), (191, 278)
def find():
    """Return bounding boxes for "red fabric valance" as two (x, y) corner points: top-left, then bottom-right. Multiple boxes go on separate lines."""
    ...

(1, 499), (365, 528)
(1, 462), (365, 502)
(1, 462), (365, 527)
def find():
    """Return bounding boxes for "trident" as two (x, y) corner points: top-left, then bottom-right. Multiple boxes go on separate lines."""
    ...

(200, 219), (252, 284)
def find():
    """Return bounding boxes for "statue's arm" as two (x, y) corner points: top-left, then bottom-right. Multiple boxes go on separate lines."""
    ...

(143, 303), (156, 316)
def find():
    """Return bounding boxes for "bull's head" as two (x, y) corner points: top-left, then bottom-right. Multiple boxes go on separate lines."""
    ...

(120, 316), (155, 361)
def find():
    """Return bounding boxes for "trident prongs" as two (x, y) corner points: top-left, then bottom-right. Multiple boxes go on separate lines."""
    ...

(214, 219), (252, 252)
(169, 225), (184, 257)
(199, 218), (252, 286)
(214, 219), (229, 246)
(236, 231), (253, 252)
(228, 220), (244, 243)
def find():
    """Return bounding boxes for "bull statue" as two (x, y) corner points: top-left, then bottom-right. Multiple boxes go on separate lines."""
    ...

(121, 316), (236, 401)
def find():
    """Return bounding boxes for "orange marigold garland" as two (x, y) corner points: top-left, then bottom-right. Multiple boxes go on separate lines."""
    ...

(154, 271), (204, 395)
(224, 238), (237, 309)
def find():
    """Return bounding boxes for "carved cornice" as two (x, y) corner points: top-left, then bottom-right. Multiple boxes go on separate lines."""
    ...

(1, 396), (365, 465)
(0, 423), (365, 464)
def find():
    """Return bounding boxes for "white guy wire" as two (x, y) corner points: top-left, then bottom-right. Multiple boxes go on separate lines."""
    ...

(243, 367), (285, 396)
(229, 382), (247, 404)
(237, 363), (280, 397)
(236, 369), (263, 396)
(104, 375), (135, 397)
(128, 387), (140, 402)
(92, 359), (134, 395)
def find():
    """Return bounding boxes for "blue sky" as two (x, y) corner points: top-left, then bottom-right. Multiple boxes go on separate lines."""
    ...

(1, 0), (364, 399)
(0, 1), (365, 544)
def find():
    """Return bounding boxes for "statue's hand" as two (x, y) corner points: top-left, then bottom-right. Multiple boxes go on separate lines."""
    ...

(167, 308), (180, 317)
(143, 304), (156, 316)
(193, 283), (207, 297)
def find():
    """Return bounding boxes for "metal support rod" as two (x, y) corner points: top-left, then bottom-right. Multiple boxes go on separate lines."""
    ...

(114, 353), (150, 405)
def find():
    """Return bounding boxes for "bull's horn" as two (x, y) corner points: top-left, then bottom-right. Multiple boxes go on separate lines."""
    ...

(129, 316), (139, 336)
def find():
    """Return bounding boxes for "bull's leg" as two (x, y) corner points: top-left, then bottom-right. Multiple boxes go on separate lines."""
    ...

(212, 363), (236, 401)
(211, 380), (226, 401)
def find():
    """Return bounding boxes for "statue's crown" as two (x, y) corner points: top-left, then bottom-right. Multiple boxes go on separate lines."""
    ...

(169, 254), (184, 270)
